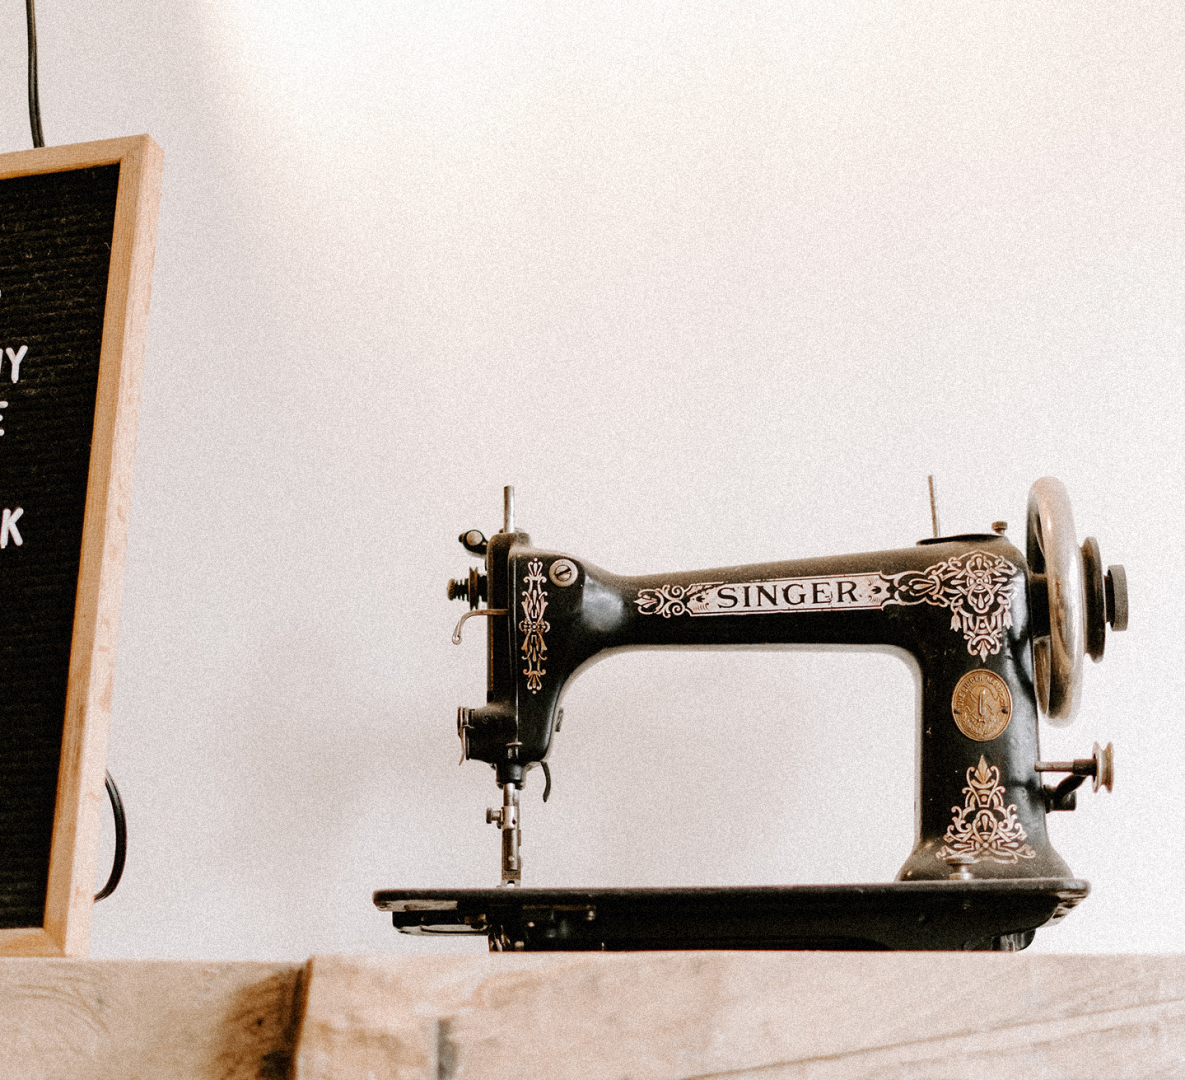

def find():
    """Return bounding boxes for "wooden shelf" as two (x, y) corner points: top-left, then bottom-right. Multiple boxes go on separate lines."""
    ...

(1, 952), (1184, 1078)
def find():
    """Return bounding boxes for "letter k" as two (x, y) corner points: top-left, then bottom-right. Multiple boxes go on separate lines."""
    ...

(1, 507), (23, 548)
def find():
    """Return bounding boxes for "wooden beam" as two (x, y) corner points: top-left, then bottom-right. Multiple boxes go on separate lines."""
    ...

(295, 952), (1185, 1080)
(0, 958), (304, 1080)
(4, 953), (1185, 1078)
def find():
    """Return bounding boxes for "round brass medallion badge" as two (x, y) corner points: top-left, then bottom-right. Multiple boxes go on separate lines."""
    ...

(951, 670), (1012, 742)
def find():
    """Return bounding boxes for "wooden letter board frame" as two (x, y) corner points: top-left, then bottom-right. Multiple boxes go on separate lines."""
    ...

(0, 136), (162, 956)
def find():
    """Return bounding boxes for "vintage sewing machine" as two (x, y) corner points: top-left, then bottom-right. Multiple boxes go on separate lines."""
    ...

(376, 478), (1127, 951)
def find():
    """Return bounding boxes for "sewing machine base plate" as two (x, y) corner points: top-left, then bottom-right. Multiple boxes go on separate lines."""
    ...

(375, 880), (1089, 952)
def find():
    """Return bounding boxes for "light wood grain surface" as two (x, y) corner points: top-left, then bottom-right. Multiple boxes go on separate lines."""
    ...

(3, 953), (1185, 1079)
(297, 952), (1185, 1080)
(0, 959), (303, 1080)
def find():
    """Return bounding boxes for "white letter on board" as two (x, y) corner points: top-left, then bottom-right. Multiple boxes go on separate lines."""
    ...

(6, 346), (26, 383)
(1, 508), (23, 548)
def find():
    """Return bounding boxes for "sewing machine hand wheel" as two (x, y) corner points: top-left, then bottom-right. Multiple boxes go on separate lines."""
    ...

(1027, 477), (1128, 723)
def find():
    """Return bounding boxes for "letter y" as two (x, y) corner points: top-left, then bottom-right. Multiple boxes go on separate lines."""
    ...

(6, 346), (27, 383)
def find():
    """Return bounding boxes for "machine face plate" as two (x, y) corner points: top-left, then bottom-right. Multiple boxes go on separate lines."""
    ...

(375, 880), (1088, 952)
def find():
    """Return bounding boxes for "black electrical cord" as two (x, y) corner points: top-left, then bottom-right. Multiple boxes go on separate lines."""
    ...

(95, 772), (127, 901)
(26, 0), (126, 902)
(24, 0), (127, 901)
(26, 0), (44, 148)
(25, 0), (127, 903)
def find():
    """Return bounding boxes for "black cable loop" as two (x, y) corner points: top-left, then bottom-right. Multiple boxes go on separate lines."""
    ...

(95, 772), (126, 902)
(25, 0), (124, 902)
(26, 0), (45, 148)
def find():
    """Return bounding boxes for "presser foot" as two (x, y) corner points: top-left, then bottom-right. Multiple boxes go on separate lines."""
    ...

(487, 783), (522, 886)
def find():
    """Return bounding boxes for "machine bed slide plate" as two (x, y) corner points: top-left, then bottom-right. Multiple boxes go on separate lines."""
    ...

(374, 880), (1089, 952)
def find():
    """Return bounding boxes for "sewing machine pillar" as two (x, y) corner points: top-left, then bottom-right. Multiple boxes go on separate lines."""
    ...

(897, 621), (1072, 881)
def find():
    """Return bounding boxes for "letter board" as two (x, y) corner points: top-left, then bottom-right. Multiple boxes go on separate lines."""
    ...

(0, 136), (162, 956)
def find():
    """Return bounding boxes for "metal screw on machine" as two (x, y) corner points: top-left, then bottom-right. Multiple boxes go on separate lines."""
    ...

(992, 521), (1008, 535)
(944, 854), (975, 881)
(549, 559), (578, 586)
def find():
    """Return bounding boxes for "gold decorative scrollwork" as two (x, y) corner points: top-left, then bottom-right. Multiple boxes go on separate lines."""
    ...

(519, 559), (550, 693)
(632, 551), (1018, 660)
(633, 582), (721, 618)
(936, 756), (1036, 864)
(888, 551), (1018, 661)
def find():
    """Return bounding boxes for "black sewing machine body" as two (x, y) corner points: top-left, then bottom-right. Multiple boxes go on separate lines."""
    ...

(377, 480), (1125, 950)
(464, 529), (1071, 883)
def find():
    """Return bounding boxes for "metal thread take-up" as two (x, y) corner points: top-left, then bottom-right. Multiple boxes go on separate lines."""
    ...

(451, 607), (509, 645)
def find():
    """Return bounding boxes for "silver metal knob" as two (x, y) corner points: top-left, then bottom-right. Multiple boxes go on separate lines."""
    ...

(944, 854), (975, 881)
(1035, 742), (1114, 793)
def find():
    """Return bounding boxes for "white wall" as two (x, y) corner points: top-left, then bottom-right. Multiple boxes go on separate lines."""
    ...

(0, 1), (1179, 958)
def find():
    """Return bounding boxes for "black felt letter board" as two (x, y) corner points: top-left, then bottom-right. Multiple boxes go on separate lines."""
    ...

(0, 165), (120, 928)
